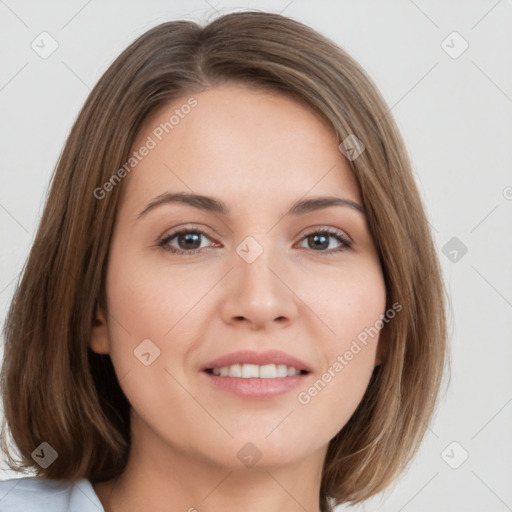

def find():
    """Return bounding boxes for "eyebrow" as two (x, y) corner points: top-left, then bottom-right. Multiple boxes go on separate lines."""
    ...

(137, 192), (365, 219)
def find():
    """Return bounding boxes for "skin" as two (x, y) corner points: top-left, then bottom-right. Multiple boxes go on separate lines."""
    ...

(90, 83), (387, 512)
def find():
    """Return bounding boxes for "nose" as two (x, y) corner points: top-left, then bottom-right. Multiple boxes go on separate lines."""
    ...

(219, 240), (299, 331)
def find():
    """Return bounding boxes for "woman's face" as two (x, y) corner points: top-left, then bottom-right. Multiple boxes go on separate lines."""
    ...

(91, 83), (386, 470)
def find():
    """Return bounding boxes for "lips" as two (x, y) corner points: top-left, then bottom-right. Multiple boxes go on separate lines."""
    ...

(199, 350), (313, 398)
(200, 349), (312, 374)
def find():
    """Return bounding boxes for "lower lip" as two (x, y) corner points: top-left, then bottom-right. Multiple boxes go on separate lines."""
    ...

(201, 371), (309, 399)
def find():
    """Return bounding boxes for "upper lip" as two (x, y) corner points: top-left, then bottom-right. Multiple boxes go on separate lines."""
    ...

(200, 349), (312, 372)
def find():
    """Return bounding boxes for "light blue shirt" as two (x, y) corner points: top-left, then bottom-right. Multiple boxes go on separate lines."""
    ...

(0, 477), (105, 511)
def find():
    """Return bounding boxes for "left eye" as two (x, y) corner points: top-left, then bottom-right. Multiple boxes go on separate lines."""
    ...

(159, 227), (352, 255)
(296, 229), (352, 252)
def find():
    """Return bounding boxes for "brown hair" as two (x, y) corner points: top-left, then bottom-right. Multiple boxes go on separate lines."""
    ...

(1, 10), (447, 510)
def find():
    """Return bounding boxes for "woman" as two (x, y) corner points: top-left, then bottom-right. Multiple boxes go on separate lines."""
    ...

(0, 10), (447, 512)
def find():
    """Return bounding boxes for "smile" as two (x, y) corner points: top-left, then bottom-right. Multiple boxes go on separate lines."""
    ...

(205, 363), (308, 378)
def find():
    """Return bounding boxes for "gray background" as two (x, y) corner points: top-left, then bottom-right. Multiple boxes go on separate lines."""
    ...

(1, 1), (511, 511)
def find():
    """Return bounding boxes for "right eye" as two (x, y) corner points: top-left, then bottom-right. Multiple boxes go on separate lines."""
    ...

(158, 227), (218, 255)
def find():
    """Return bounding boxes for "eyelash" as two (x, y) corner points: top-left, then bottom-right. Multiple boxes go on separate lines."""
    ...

(158, 225), (353, 256)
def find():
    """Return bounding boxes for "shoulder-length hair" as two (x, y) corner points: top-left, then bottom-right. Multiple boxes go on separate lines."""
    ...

(1, 10), (447, 510)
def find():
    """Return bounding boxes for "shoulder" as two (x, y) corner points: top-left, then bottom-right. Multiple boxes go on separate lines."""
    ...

(0, 476), (104, 511)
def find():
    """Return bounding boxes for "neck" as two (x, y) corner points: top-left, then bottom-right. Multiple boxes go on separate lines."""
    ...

(94, 413), (326, 512)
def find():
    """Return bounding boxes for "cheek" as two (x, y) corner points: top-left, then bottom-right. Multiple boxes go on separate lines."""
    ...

(102, 246), (222, 405)
(102, 252), (205, 415)
(105, 252), (211, 339)
(295, 261), (385, 416)
(307, 259), (387, 348)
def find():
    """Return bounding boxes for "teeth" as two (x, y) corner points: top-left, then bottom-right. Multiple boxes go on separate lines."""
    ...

(211, 363), (302, 378)
(242, 364), (259, 378)
(287, 366), (297, 376)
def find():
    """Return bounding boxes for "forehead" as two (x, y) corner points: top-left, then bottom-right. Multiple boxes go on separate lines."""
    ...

(120, 84), (361, 214)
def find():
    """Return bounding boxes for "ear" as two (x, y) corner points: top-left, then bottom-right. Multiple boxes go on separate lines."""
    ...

(90, 303), (110, 354)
